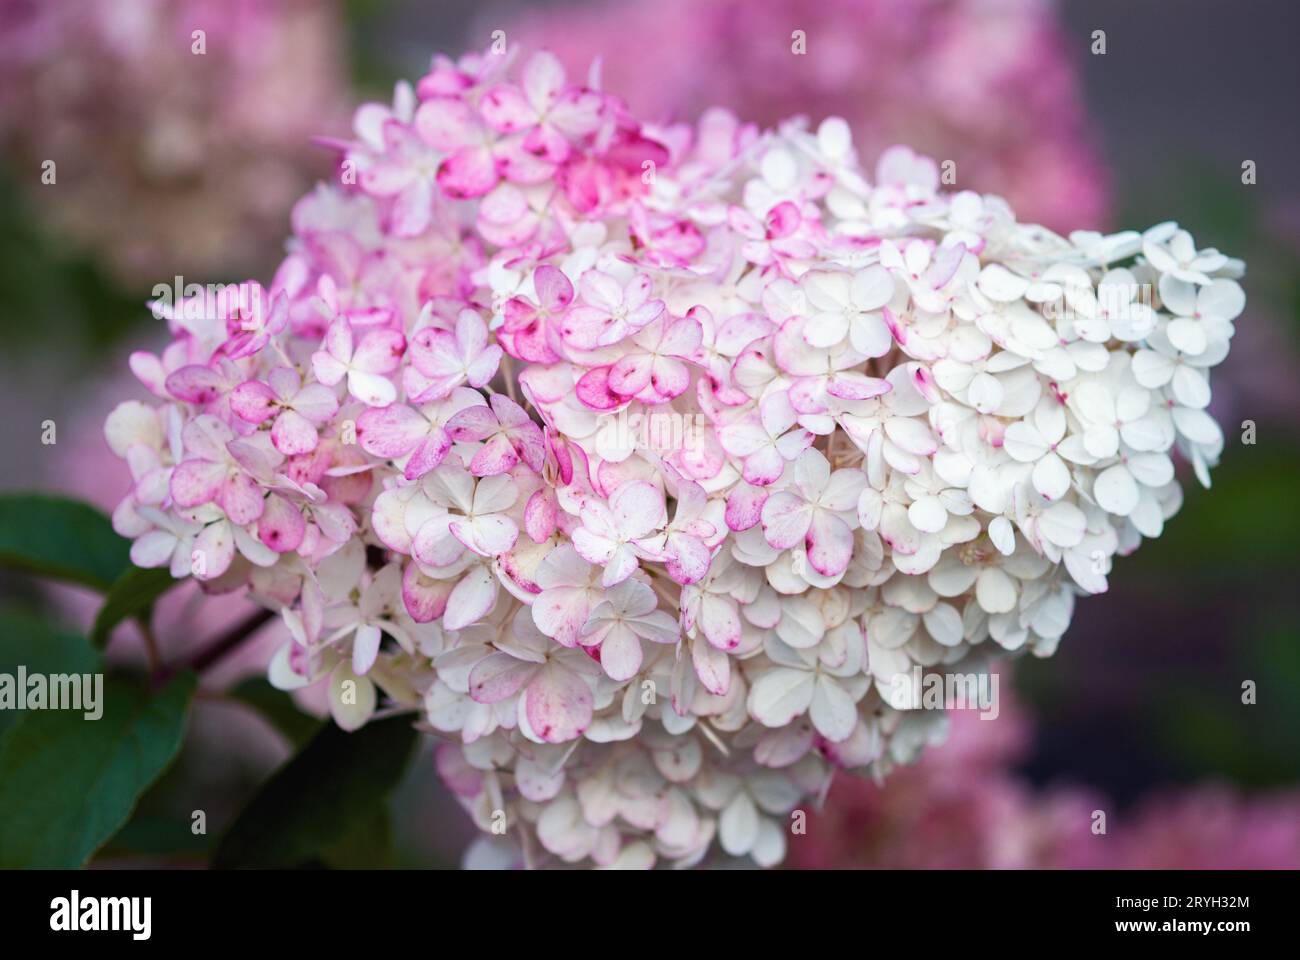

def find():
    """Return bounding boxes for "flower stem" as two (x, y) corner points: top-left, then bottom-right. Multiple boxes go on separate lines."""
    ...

(161, 607), (275, 683)
(138, 618), (161, 676)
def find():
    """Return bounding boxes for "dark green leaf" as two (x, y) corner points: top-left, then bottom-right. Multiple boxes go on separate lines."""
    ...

(99, 814), (215, 860)
(0, 607), (101, 736)
(319, 809), (394, 868)
(0, 493), (131, 591)
(0, 672), (197, 867)
(228, 676), (323, 749)
(213, 714), (417, 868)
(0, 607), (101, 675)
(90, 566), (182, 649)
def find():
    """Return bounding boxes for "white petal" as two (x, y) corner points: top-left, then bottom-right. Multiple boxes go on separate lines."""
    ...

(1032, 452), (1071, 501)
(352, 623), (382, 675)
(988, 516), (1016, 555)
(1115, 387), (1151, 423)
(1002, 422), (1048, 463)
(444, 566), (498, 630)
(1093, 464), (1139, 515)
(747, 668), (815, 728)
(329, 663), (376, 731)
(1131, 349), (1175, 388)
(1197, 279), (1244, 321)
(1170, 366), (1211, 409)
(907, 495), (948, 534)
(718, 792), (760, 858)
(804, 312), (849, 349)
(977, 264), (1030, 301)
(1127, 453), (1175, 488)
(922, 602), (963, 646)
(1121, 415), (1172, 452)
(851, 265), (894, 310)
(1173, 406), (1221, 445)
(1073, 381), (1115, 424)
(130, 530), (178, 568)
(750, 818), (787, 869)
(1038, 501), (1086, 548)
(1166, 318), (1207, 355)
(809, 677), (857, 742)
(967, 372), (1003, 414)
(269, 642), (312, 691)
(348, 370), (398, 407)
(975, 567), (1017, 614)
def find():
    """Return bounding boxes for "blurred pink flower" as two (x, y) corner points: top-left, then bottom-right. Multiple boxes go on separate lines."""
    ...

(787, 692), (1300, 869)
(1108, 788), (1300, 869)
(509, 0), (1109, 232)
(0, 0), (348, 284)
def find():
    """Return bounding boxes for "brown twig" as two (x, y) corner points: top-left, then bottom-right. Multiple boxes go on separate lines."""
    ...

(159, 607), (275, 684)
(137, 618), (161, 676)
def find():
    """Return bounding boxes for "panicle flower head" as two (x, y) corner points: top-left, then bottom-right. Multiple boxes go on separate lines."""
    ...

(104, 45), (1246, 869)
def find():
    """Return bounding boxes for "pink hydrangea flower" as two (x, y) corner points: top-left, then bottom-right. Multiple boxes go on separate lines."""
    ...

(311, 319), (406, 407)
(102, 45), (1244, 870)
(231, 367), (339, 456)
(404, 309), (502, 402)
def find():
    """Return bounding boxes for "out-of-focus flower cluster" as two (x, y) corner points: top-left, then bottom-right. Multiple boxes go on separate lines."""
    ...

(510, 0), (1108, 231)
(103, 46), (1245, 868)
(787, 699), (1300, 870)
(0, 0), (345, 284)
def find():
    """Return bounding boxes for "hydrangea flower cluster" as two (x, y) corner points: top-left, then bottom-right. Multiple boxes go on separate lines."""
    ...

(104, 47), (1245, 868)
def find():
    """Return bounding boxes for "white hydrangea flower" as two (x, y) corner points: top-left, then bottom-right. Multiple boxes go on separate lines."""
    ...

(104, 49), (1248, 869)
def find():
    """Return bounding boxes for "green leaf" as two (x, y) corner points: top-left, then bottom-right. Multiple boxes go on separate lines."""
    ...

(0, 607), (101, 675)
(90, 566), (182, 649)
(0, 494), (131, 591)
(213, 714), (417, 868)
(0, 607), (102, 736)
(318, 809), (394, 869)
(0, 671), (197, 868)
(99, 814), (215, 860)
(228, 676), (323, 749)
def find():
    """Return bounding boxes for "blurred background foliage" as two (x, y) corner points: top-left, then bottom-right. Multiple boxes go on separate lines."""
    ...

(0, 0), (1295, 869)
